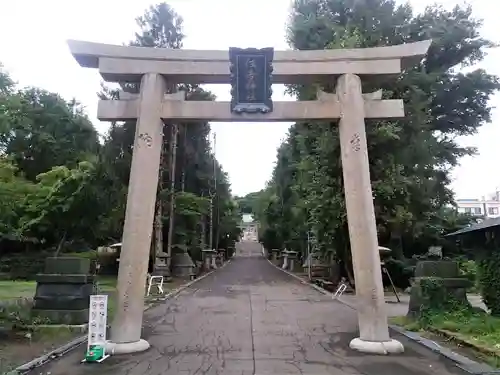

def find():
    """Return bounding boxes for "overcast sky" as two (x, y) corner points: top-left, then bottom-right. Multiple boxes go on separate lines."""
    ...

(0, 0), (498, 198)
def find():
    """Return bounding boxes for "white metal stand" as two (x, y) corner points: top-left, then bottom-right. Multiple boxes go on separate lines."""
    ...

(333, 283), (347, 299)
(146, 275), (164, 296)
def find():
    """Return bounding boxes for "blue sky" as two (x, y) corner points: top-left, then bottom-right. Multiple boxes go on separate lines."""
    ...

(0, 0), (498, 198)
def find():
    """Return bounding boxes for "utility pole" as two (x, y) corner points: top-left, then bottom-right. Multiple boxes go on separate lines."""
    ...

(214, 133), (220, 251)
(307, 230), (311, 281)
(208, 132), (216, 250)
(152, 133), (165, 270)
(166, 124), (178, 271)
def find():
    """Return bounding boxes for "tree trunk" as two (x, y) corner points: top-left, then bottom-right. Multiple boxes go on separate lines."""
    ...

(181, 125), (187, 193)
(152, 137), (165, 269)
(54, 231), (67, 258)
(166, 124), (178, 270)
(201, 214), (206, 250)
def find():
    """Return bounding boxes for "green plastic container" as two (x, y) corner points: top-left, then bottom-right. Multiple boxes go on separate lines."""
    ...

(85, 345), (105, 362)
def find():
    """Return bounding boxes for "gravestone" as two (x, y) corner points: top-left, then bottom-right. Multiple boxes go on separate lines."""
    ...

(32, 257), (94, 325)
(153, 251), (171, 278)
(217, 249), (226, 266)
(271, 249), (280, 265)
(285, 250), (298, 272)
(201, 249), (216, 271)
(407, 260), (471, 318)
(227, 245), (235, 258)
(303, 252), (329, 278)
(171, 245), (196, 278)
(281, 250), (289, 269)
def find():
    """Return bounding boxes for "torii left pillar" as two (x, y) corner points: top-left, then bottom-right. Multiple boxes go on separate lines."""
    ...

(107, 73), (166, 354)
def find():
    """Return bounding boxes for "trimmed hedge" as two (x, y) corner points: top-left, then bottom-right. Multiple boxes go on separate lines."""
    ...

(0, 250), (120, 279)
(0, 252), (50, 280)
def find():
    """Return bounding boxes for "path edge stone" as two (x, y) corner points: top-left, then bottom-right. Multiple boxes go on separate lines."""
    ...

(266, 258), (499, 375)
(12, 260), (232, 375)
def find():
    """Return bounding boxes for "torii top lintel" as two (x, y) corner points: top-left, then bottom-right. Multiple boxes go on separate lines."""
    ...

(67, 40), (431, 85)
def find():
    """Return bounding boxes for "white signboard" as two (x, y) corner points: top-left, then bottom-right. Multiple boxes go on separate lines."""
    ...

(88, 295), (108, 348)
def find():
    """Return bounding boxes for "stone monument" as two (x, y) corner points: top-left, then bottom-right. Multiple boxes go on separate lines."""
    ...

(271, 249), (281, 265)
(152, 251), (171, 278)
(32, 257), (94, 325)
(171, 245), (196, 279)
(201, 249), (216, 271)
(408, 260), (471, 318)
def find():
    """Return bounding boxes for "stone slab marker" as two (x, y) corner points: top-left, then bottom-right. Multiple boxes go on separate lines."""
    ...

(107, 73), (166, 354)
(337, 73), (403, 354)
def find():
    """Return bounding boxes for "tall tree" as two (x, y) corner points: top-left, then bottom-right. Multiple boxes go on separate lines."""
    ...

(257, 0), (499, 278)
(0, 87), (99, 181)
(99, 2), (240, 269)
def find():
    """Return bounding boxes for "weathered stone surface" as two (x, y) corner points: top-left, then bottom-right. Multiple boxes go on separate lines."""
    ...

(97, 98), (405, 122)
(414, 261), (460, 278)
(35, 274), (95, 284)
(408, 261), (471, 318)
(44, 257), (91, 274)
(171, 250), (196, 278)
(32, 290), (93, 310)
(337, 74), (392, 346)
(68, 39), (432, 83)
(31, 257), (94, 324)
(110, 73), (167, 346)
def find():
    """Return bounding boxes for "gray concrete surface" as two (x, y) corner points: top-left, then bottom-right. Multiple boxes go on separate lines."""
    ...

(30, 241), (467, 375)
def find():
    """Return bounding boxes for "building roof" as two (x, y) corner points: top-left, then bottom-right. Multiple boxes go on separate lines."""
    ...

(446, 217), (500, 237)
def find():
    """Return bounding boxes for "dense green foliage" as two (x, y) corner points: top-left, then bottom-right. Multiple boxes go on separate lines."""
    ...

(478, 247), (500, 316)
(255, 0), (498, 283)
(0, 3), (240, 277)
(450, 227), (500, 315)
(234, 191), (263, 215)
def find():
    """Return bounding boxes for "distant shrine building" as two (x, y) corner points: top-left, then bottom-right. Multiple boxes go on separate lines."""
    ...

(240, 214), (258, 240)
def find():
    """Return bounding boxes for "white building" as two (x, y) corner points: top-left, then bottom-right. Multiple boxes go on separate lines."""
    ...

(456, 191), (500, 218)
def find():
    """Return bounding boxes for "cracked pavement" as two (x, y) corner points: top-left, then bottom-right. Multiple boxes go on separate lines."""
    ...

(31, 241), (467, 375)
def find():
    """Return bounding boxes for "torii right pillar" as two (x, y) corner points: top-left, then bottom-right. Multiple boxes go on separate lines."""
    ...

(337, 73), (404, 354)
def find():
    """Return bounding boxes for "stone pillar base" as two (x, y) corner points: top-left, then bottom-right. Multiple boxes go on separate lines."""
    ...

(349, 338), (404, 355)
(105, 339), (150, 355)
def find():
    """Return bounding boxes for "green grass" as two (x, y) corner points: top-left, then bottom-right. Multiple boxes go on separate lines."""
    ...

(391, 310), (500, 350)
(0, 280), (36, 300)
(427, 310), (500, 351)
(0, 276), (185, 319)
(0, 277), (118, 301)
(390, 310), (500, 367)
(0, 276), (185, 373)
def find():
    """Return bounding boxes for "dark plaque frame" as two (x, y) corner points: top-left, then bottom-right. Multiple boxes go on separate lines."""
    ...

(229, 47), (274, 114)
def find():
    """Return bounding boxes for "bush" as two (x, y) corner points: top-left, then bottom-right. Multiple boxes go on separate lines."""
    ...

(0, 252), (50, 280)
(383, 258), (414, 289)
(417, 277), (472, 326)
(458, 259), (478, 290)
(477, 249), (500, 316)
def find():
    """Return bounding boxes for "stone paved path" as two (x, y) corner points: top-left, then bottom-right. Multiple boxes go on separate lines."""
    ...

(31, 241), (467, 375)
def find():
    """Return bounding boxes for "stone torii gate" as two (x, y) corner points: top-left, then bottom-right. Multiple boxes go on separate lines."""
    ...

(68, 39), (430, 355)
